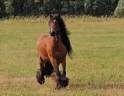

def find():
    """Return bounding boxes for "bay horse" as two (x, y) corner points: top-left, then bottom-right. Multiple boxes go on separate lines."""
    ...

(36, 14), (72, 89)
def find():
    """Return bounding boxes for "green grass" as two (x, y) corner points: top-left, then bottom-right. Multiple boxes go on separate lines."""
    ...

(0, 16), (124, 96)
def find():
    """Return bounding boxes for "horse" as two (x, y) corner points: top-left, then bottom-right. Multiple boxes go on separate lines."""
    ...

(36, 14), (72, 89)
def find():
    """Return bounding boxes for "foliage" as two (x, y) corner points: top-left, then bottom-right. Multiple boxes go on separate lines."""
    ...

(114, 0), (124, 17)
(0, 0), (6, 18)
(83, 0), (119, 16)
(0, 0), (120, 17)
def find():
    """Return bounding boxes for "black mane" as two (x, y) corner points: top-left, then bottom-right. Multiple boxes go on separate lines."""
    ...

(58, 17), (72, 56)
(50, 15), (72, 56)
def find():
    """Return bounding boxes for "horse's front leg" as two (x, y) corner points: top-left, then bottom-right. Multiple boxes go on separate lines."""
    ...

(62, 57), (66, 76)
(50, 57), (60, 75)
(49, 57), (62, 89)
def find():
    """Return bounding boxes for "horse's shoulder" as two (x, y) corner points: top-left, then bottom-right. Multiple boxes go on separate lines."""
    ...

(37, 34), (59, 45)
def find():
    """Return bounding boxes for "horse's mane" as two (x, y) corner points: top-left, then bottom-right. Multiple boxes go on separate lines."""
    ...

(57, 16), (72, 56)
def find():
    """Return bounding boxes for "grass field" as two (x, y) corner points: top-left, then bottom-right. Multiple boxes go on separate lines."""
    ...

(0, 16), (124, 96)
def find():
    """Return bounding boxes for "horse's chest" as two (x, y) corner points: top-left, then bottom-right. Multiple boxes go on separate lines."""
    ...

(54, 42), (66, 59)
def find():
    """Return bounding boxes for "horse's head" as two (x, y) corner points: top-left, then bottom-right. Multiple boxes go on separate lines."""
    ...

(49, 14), (72, 56)
(49, 14), (61, 34)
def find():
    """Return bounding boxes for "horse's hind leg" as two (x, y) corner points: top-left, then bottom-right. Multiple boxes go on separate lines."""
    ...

(36, 58), (45, 84)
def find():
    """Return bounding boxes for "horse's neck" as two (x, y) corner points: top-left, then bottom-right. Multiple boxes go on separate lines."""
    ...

(49, 31), (60, 36)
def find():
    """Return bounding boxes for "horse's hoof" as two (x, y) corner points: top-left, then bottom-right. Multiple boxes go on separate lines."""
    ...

(55, 76), (69, 89)
(59, 76), (69, 87)
(38, 79), (45, 85)
(36, 69), (45, 85)
(55, 84), (62, 89)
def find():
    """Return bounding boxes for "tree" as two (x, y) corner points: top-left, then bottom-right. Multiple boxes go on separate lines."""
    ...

(4, 0), (14, 16)
(114, 0), (124, 16)
(0, 0), (6, 18)
(0, 0), (120, 17)
(83, 0), (118, 16)
(12, 0), (25, 16)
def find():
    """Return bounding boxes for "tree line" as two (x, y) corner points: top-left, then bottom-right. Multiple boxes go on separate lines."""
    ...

(0, 0), (120, 18)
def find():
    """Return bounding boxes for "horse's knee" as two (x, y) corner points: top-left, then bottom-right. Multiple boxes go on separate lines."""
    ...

(36, 69), (45, 85)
